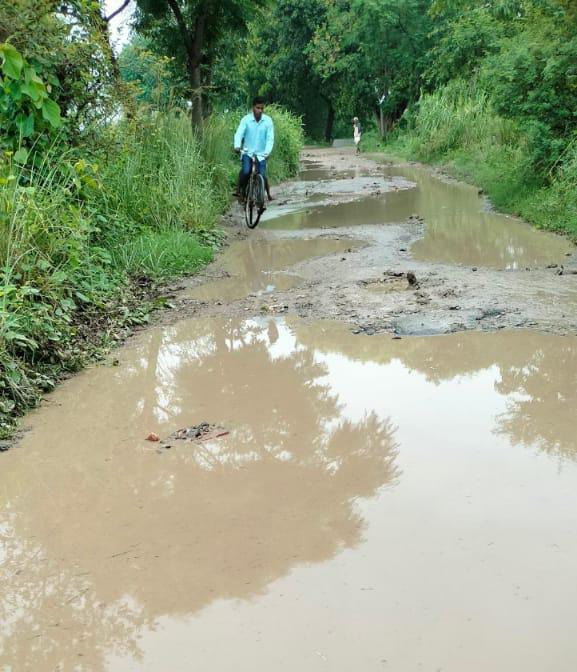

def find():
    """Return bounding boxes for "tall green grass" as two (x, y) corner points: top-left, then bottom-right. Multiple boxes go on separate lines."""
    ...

(111, 227), (213, 279)
(102, 113), (227, 232)
(398, 80), (518, 160)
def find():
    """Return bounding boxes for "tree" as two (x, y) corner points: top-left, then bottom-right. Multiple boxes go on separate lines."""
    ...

(119, 35), (188, 108)
(0, 1), (127, 139)
(133, 0), (264, 126)
(240, 0), (338, 140)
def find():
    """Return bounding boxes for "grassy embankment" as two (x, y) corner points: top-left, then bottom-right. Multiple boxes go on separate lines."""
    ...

(364, 80), (577, 239)
(0, 106), (303, 439)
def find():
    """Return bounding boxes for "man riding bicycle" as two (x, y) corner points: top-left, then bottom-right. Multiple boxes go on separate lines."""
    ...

(234, 96), (275, 203)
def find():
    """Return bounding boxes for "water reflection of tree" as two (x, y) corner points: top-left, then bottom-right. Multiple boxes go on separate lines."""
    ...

(0, 318), (399, 671)
(295, 321), (577, 461)
(494, 338), (577, 459)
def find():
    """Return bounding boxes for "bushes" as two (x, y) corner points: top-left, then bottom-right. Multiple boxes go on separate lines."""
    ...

(396, 80), (518, 161)
(527, 139), (577, 235)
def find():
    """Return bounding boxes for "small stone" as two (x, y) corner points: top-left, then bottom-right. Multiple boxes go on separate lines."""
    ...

(472, 267), (478, 272)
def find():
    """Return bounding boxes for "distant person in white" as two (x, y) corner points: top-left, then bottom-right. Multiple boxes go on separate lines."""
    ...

(353, 117), (362, 154)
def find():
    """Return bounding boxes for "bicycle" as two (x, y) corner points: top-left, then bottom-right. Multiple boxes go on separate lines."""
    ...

(243, 153), (266, 229)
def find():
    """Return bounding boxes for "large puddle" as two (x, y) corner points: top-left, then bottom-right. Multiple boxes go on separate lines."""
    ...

(188, 238), (355, 301)
(263, 162), (572, 268)
(2, 318), (577, 670)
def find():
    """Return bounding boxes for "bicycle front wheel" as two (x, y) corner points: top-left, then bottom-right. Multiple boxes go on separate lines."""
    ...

(250, 175), (266, 228)
(245, 179), (258, 229)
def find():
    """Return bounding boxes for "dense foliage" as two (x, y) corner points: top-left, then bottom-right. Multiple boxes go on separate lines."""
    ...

(387, 0), (577, 236)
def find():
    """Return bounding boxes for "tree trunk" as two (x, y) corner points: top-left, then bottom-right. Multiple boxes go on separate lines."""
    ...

(190, 14), (206, 128)
(191, 65), (203, 126)
(379, 107), (385, 137)
(165, 1), (206, 128)
(324, 103), (335, 143)
(97, 6), (135, 121)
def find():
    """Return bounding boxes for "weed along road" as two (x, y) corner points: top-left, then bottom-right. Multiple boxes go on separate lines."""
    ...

(3, 148), (577, 671)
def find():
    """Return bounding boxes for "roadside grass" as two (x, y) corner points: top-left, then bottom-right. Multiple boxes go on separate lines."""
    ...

(112, 228), (213, 279)
(385, 80), (577, 239)
(359, 129), (386, 153)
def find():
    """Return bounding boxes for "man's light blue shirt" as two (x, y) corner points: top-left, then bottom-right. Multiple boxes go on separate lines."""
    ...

(234, 112), (274, 161)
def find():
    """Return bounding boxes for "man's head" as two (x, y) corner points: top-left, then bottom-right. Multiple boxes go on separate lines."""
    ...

(252, 96), (266, 120)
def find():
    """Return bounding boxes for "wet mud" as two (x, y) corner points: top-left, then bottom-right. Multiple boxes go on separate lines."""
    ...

(2, 319), (577, 670)
(264, 161), (571, 269)
(3, 147), (577, 671)
(187, 237), (360, 302)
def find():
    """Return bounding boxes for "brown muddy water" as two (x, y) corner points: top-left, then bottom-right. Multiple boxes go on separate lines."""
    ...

(188, 238), (356, 301)
(263, 163), (572, 269)
(2, 317), (577, 671)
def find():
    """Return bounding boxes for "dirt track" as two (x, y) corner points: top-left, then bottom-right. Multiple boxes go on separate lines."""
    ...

(172, 147), (577, 337)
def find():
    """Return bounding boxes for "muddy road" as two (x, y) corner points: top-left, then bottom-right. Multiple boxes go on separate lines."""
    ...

(2, 148), (577, 671)
(181, 148), (577, 337)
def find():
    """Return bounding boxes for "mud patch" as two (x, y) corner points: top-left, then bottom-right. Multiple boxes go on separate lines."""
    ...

(360, 274), (408, 294)
(188, 237), (359, 302)
(158, 423), (230, 449)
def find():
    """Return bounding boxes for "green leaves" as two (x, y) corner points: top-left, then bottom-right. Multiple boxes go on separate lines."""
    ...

(0, 43), (24, 80)
(13, 148), (29, 165)
(0, 42), (63, 155)
(16, 112), (35, 138)
(41, 99), (62, 127)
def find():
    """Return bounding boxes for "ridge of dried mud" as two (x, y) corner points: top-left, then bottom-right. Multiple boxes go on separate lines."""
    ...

(161, 147), (577, 338)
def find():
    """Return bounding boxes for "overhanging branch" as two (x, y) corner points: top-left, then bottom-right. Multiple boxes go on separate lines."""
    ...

(106, 0), (132, 23)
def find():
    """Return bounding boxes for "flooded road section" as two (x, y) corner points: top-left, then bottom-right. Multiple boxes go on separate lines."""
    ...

(263, 162), (571, 269)
(2, 318), (577, 671)
(188, 238), (357, 301)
